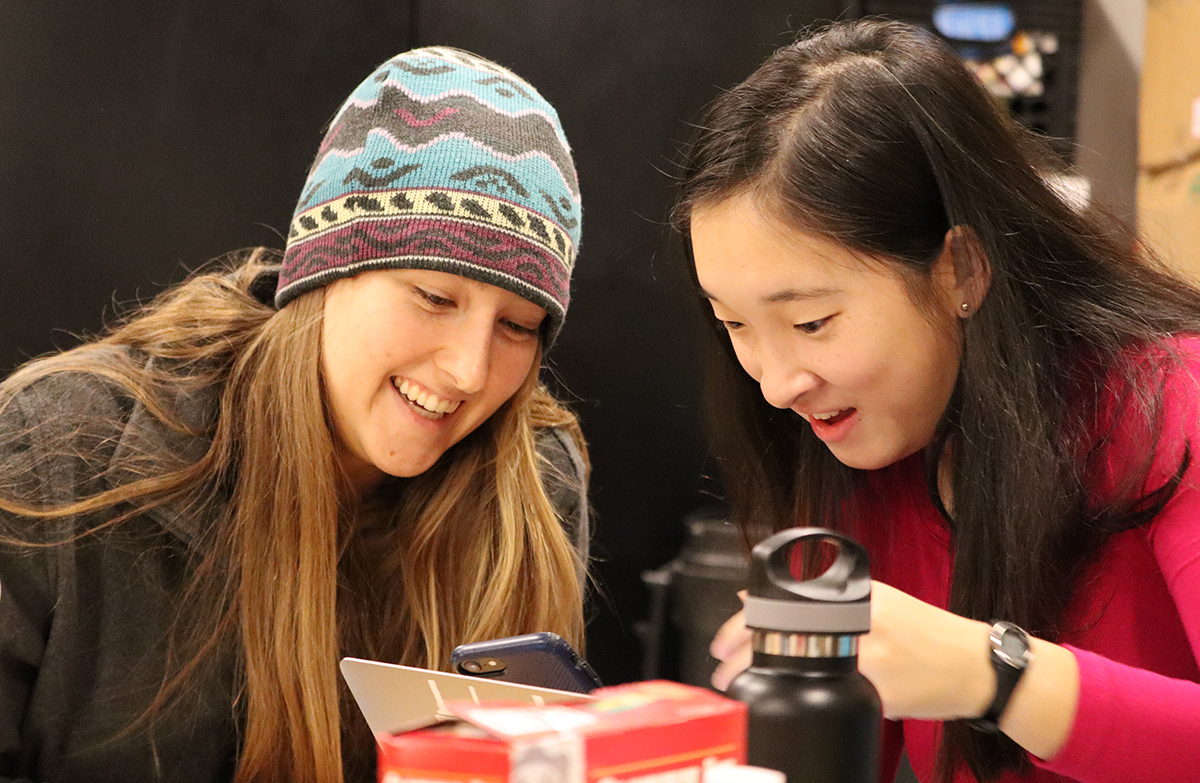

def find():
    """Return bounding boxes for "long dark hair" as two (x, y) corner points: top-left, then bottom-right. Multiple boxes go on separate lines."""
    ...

(673, 19), (1200, 780)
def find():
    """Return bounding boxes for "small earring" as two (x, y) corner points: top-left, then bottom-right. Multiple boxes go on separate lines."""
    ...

(960, 302), (970, 314)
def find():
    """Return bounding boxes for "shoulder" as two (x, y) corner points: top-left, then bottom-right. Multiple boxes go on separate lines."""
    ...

(0, 352), (218, 523)
(534, 425), (588, 515)
(533, 425), (591, 558)
(1161, 335), (1200, 399)
(535, 426), (586, 482)
(1114, 334), (1200, 402)
(0, 367), (139, 554)
(2, 362), (133, 429)
(1153, 337), (1200, 450)
(0, 366), (136, 494)
(1085, 337), (1200, 478)
(1145, 336), (1200, 533)
(1134, 336), (1200, 472)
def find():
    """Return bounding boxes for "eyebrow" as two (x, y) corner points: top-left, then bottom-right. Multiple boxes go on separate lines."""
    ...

(699, 286), (841, 305)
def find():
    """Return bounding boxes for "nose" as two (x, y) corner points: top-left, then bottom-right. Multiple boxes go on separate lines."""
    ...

(438, 319), (493, 395)
(755, 347), (819, 410)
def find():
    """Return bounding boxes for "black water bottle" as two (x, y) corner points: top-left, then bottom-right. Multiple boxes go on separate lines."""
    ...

(727, 528), (881, 783)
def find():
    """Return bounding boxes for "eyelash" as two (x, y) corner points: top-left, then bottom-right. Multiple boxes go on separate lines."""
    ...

(795, 317), (831, 334)
(716, 317), (831, 335)
(415, 287), (539, 338)
(503, 320), (540, 338)
(415, 287), (454, 307)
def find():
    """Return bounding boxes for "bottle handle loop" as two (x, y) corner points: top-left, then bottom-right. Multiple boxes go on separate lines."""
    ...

(750, 527), (871, 604)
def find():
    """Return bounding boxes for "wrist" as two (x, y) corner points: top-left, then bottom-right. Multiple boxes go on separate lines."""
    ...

(967, 621), (1035, 732)
(958, 618), (999, 718)
(1000, 638), (1079, 759)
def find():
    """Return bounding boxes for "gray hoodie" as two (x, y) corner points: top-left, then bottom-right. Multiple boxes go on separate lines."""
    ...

(0, 366), (589, 783)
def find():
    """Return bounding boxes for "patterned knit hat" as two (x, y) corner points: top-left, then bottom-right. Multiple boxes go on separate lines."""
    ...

(277, 47), (581, 343)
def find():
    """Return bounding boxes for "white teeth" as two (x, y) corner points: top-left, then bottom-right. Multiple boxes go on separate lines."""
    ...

(812, 410), (843, 421)
(392, 378), (461, 417)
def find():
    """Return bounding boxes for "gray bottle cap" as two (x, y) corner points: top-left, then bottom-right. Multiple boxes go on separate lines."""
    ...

(744, 527), (872, 636)
(744, 595), (870, 634)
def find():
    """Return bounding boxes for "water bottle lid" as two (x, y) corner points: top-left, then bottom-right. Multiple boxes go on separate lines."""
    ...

(743, 528), (871, 635)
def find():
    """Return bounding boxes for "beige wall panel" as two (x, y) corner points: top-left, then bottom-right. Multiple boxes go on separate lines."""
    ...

(1138, 0), (1200, 280)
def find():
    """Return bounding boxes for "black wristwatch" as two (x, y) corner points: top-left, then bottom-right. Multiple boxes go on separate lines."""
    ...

(967, 621), (1034, 733)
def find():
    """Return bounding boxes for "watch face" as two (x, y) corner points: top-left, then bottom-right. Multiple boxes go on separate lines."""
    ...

(996, 625), (1030, 667)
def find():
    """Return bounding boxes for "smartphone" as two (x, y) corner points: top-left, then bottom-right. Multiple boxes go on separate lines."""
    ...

(450, 632), (603, 693)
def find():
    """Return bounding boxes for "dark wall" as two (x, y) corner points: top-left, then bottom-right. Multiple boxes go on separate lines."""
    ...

(1, 2), (417, 359)
(0, 0), (851, 685)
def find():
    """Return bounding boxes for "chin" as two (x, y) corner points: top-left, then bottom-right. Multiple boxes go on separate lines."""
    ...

(388, 462), (439, 479)
(828, 447), (905, 472)
(377, 452), (444, 479)
(831, 437), (930, 471)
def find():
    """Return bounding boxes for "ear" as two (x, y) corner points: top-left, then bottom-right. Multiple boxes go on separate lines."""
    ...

(932, 226), (991, 318)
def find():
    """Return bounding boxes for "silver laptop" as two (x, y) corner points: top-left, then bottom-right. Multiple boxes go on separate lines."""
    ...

(340, 657), (594, 736)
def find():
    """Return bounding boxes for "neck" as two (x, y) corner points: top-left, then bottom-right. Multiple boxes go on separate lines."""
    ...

(937, 440), (955, 516)
(336, 452), (385, 500)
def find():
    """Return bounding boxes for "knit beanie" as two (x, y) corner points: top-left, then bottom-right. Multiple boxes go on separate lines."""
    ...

(277, 47), (581, 343)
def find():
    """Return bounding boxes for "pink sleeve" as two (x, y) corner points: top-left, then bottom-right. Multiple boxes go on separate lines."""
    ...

(1035, 347), (1200, 781)
(1034, 647), (1200, 781)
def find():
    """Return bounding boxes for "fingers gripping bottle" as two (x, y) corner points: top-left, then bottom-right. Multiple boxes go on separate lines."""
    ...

(727, 528), (881, 783)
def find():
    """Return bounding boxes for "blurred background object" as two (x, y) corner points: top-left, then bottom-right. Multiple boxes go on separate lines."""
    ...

(1137, 0), (1200, 280)
(640, 507), (748, 687)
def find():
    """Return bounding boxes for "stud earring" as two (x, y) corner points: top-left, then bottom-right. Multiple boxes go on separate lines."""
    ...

(960, 302), (970, 314)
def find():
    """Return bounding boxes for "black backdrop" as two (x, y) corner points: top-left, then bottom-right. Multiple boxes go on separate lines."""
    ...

(2, 0), (855, 685)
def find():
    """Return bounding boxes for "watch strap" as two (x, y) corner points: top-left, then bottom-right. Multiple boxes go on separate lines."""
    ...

(967, 621), (1032, 733)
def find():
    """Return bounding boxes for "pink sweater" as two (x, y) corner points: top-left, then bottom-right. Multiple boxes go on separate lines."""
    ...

(852, 338), (1200, 783)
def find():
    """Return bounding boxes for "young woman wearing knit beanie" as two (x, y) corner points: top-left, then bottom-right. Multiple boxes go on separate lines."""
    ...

(677, 19), (1200, 783)
(0, 48), (586, 783)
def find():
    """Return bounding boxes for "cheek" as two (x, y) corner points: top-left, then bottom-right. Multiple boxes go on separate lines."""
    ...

(318, 360), (356, 454)
(321, 319), (393, 425)
(925, 337), (963, 408)
(319, 325), (352, 408)
(808, 339), (873, 390)
(489, 344), (537, 402)
(847, 307), (943, 386)
(885, 324), (960, 413)
(902, 311), (960, 379)
(323, 332), (367, 398)
(728, 338), (761, 380)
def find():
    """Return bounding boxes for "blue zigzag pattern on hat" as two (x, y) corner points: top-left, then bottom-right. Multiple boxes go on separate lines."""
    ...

(300, 132), (578, 235)
(317, 84), (577, 195)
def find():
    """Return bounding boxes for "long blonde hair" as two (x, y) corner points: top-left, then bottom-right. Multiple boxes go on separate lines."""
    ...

(0, 248), (587, 783)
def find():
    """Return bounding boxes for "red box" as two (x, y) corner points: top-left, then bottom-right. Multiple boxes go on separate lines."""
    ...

(377, 680), (747, 783)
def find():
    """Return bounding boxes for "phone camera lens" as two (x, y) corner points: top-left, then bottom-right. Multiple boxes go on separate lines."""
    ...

(461, 660), (483, 673)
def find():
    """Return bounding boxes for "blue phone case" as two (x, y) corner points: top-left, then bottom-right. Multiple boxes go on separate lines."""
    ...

(450, 632), (603, 693)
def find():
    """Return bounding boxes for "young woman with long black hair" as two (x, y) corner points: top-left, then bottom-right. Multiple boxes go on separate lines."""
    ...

(676, 19), (1200, 783)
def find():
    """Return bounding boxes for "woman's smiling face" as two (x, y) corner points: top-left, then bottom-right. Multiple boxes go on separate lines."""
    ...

(321, 268), (544, 492)
(690, 193), (965, 471)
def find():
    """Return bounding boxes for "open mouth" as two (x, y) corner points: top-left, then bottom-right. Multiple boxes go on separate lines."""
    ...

(393, 378), (461, 421)
(810, 408), (855, 427)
